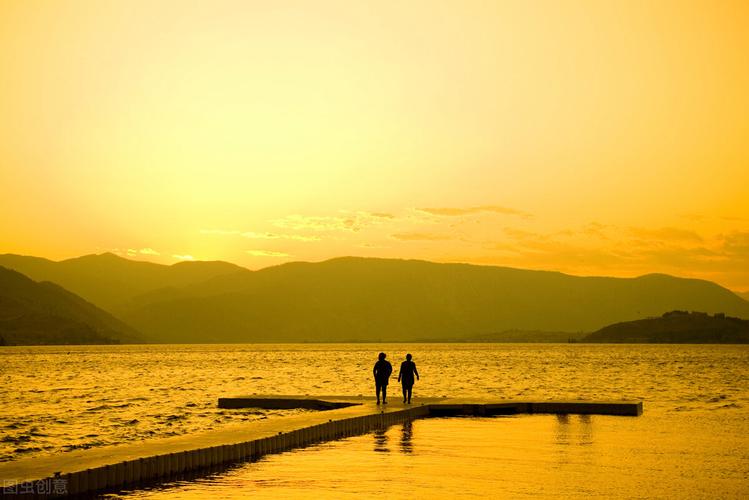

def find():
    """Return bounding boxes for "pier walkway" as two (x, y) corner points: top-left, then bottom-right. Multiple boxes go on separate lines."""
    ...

(0, 397), (642, 498)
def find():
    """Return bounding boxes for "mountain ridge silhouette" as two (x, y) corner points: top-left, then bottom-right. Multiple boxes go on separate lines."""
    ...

(0, 253), (244, 311)
(122, 256), (749, 342)
(0, 266), (140, 345)
(1, 253), (747, 343)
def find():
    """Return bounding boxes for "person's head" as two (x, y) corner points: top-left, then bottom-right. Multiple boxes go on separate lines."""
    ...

(378, 352), (386, 360)
(406, 353), (412, 361)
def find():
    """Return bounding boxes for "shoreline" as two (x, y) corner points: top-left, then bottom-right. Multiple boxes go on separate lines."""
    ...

(3, 340), (749, 346)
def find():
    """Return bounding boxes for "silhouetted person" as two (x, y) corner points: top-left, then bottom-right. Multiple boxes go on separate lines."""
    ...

(373, 352), (393, 405)
(398, 353), (419, 404)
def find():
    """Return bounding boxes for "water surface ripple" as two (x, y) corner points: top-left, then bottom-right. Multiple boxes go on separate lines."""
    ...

(2, 343), (748, 467)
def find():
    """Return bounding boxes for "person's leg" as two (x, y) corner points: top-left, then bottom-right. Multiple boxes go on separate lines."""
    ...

(402, 385), (407, 403)
(407, 386), (412, 403)
(382, 385), (388, 403)
(376, 383), (381, 404)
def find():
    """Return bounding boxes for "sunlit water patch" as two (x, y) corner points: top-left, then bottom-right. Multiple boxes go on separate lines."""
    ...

(111, 415), (749, 499)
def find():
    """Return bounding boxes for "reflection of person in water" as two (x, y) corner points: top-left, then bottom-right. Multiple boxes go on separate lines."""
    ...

(400, 420), (413, 454)
(373, 427), (389, 453)
(397, 353), (420, 404)
(373, 352), (393, 405)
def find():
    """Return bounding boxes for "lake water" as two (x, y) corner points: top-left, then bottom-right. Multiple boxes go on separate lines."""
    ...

(2, 344), (748, 497)
(112, 415), (748, 499)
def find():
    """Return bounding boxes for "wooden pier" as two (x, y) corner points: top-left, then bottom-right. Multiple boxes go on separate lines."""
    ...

(0, 397), (642, 498)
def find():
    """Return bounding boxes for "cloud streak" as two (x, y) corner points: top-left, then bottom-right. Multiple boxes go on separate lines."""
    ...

(486, 223), (749, 288)
(628, 226), (703, 243)
(391, 232), (453, 241)
(246, 250), (291, 257)
(418, 205), (531, 218)
(720, 231), (749, 262)
(241, 231), (320, 242)
(201, 228), (319, 241)
(272, 211), (394, 232)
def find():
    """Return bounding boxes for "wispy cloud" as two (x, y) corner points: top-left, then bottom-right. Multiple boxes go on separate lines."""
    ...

(502, 227), (544, 241)
(241, 231), (320, 242)
(201, 228), (319, 241)
(272, 211), (393, 232)
(580, 222), (611, 240)
(172, 254), (195, 261)
(391, 232), (453, 241)
(680, 213), (748, 223)
(367, 212), (396, 219)
(417, 205), (531, 218)
(109, 248), (160, 258)
(358, 242), (391, 249)
(484, 222), (749, 287)
(201, 211), (395, 241)
(271, 215), (351, 231)
(680, 213), (706, 222)
(720, 231), (749, 261)
(246, 250), (291, 257)
(628, 226), (703, 243)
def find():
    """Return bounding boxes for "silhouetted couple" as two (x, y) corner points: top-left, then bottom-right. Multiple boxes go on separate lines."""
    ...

(372, 352), (420, 404)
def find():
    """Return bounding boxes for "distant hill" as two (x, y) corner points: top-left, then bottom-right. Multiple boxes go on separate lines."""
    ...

(0, 253), (245, 311)
(583, 311), (749, 343)
(738, 290), (749, 302)
(0, 266), (140, 345)
(116, 257), (749, 343)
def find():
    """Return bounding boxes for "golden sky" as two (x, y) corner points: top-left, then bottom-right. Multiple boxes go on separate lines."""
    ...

(1, 1), (748, 290)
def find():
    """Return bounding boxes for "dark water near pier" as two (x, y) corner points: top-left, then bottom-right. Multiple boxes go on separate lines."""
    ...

(2, 343), (748, 497)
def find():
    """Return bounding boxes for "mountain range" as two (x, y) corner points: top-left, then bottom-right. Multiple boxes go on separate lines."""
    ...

(0, 253), (243, 311)
(1, 253), (748, 344)
(0, 266), (139, 345)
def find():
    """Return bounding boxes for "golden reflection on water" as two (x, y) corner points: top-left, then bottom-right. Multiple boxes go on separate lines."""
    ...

(112, 414), (749, 499)
(3, 343), (748, 463)
(3, 344), (749, 497)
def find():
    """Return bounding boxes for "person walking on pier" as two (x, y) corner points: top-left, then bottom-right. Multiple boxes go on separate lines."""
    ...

(398, 353), (419, 404)
(373, 352), (393, 405)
